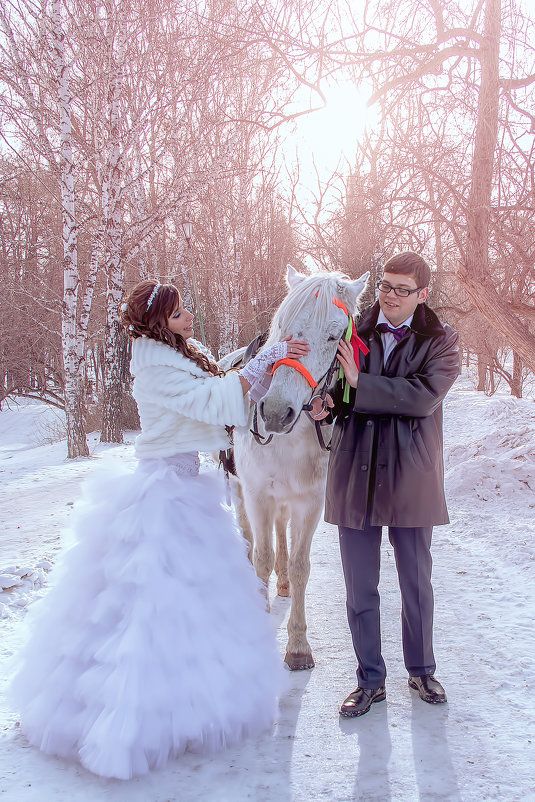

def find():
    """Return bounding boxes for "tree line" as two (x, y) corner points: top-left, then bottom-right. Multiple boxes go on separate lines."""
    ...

(1, 0), (534, 457)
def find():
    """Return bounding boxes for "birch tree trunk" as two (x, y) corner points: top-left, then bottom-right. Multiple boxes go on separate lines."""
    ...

(215, 220), (239, 356)
(51, 0), (89, 458)
(214, 132), (251, 356)
(78, 224), (104, 347)
(217, 174), (246, 356)
(75, 222), (104, 401)
(173, 228), (192, 305)
(100, 12), (126, 443)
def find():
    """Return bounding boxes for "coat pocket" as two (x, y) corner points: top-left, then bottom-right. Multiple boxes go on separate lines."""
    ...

(410, 420), (439, 471)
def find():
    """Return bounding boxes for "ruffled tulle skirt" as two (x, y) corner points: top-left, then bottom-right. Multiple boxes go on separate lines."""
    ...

(11, 454), (284, 779)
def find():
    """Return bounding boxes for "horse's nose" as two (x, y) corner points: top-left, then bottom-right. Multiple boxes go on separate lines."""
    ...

(259, 400), (297, 433)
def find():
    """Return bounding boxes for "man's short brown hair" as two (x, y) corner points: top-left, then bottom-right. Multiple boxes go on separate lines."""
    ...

(383, 251), (431, 289)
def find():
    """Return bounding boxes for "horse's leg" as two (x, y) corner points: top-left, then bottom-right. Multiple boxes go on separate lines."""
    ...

(245, 494), (275, 607)
(275, 505), (290, 597)
(284, 501), (323, 671)
(229, 474), (254, 562)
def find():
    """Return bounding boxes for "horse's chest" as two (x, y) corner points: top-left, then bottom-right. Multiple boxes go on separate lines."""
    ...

(234, 423), (330, 497)
(265, 474), (290, 496)
(262, 449), (329, 499)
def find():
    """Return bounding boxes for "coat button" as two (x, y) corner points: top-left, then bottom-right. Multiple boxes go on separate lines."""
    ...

(361, 465), (368, 471)
(366, 420), (373, 426)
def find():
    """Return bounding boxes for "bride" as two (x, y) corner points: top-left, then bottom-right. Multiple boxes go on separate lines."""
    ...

(11, 278), (309, 780)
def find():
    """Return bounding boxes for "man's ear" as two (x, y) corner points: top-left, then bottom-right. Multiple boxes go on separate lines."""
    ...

(418, 287), (429, 303)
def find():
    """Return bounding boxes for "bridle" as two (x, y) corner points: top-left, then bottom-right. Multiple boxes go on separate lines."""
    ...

(250, 297), (369, 451)
(250, 352), (339, 448)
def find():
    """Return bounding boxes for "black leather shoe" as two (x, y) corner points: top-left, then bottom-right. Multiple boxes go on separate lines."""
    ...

(408, 674), (447, 704)
(339, 686), (386, 717)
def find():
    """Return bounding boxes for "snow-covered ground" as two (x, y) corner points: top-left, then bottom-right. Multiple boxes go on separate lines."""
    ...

(1, 375), (534, 801)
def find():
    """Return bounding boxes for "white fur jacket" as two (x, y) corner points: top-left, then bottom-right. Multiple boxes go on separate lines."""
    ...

(130, 336), (249, 459)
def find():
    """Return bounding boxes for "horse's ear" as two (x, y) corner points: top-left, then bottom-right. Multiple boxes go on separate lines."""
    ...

(286, 264), (307, 289)
(338, 271), (370, 313)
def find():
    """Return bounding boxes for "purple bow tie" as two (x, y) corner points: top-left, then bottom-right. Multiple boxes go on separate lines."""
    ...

(376, 323), (408, 342)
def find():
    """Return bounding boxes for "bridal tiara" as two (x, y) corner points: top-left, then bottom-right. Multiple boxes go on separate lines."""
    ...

(146, 282), (161, 310)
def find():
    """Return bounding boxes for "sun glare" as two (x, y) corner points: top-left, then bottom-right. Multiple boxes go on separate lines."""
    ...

(277, 79), (379, 224)
(292, 80), (378, 173)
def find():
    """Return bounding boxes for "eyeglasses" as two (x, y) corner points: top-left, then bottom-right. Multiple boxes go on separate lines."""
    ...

(376, 281), (423, 298)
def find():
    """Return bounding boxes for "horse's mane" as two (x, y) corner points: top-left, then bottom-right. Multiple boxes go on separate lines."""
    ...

(266, 271), (349, 344)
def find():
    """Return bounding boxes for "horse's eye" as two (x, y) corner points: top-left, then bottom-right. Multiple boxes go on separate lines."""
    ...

(328, 330), (343, 341)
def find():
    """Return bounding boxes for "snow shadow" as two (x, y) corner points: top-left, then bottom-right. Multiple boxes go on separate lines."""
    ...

(336, 693), (460, 801)
(410, 696), (460, 800)
(339, 702), (393, 800)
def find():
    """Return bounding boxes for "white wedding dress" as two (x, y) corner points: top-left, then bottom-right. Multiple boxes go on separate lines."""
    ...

(11, 453), (284, 780)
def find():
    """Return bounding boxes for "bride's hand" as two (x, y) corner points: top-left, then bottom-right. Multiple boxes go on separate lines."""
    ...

(282, 335), (310, 360)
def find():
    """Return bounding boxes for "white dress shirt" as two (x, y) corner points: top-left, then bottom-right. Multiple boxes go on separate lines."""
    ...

(376, 309), (414, 366)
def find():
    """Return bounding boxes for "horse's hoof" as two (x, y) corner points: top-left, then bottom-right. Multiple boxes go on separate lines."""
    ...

(284, 652), (315, 671)
(277, 582), (290, 597)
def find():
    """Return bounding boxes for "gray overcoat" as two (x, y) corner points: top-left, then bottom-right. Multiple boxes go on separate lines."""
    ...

(324, 301), (460, 530)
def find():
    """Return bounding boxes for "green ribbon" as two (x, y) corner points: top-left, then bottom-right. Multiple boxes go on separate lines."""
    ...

(339, 316), (353, 403)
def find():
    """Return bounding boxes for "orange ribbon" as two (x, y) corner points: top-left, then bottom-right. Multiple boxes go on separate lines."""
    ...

(270, 358), (318, 388)
(332, 297), (369, 365)
(332, 297), (349, 316)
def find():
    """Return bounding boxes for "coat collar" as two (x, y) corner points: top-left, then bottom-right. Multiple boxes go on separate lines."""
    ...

(357, 301), (446, 339)
(130, 336), (208, 377)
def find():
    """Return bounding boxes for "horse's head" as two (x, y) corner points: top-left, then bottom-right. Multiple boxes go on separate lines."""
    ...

(258, 266), (369, 434)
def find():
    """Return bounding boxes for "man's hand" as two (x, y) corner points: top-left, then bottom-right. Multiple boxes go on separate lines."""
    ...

(337, 339), (359, 388)
(309, 392), (334, 420)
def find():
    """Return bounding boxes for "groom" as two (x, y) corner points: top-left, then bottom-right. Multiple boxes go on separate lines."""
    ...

(325, 251), (459, 717)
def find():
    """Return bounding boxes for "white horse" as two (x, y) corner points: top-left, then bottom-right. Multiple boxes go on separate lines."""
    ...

(230, 266), (369, 670)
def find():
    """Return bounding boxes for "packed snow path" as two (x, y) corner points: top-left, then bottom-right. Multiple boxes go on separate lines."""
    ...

(0, 378), (534, 801)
